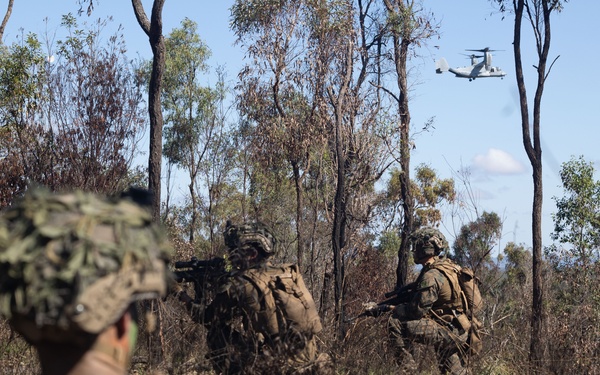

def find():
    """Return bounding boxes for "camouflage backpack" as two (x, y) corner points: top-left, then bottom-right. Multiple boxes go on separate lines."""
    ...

(223, 221), (322, 339)
(244, 264), (323, 338)
(431, 258), (483, 355)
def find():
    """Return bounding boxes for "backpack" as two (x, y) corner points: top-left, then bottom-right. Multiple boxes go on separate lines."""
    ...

(431, 259), (483, 355)
(244, 263), (323, 338)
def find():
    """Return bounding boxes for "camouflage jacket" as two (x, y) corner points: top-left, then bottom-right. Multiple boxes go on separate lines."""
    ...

(394, 257), (462, 321)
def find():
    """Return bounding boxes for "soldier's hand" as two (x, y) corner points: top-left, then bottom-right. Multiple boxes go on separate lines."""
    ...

(363, 302), (392, 317)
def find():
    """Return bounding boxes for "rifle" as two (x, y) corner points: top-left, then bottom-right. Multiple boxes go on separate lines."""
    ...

(345, 281), (419, 322)
(173, 256), (227, 302)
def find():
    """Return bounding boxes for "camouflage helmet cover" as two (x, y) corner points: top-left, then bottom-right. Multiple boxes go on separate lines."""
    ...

(223, 220), (277, 256)
(410, 227), (448, 260)
(0, 188), (172, 343)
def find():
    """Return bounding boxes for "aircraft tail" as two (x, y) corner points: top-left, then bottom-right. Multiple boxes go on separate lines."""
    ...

(435, 58), (449, 74)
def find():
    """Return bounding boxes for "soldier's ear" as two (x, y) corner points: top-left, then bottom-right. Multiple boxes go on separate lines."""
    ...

(115, 311), (130, 339)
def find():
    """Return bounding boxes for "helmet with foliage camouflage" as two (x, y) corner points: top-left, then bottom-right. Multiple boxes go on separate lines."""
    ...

(223, 220), (277, 256)
(0, 188), (171, 344)
(410, 227), (448, 262)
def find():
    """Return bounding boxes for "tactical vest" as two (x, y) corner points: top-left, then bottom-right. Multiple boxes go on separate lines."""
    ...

(243, 263), (323, 338)
(426, 258), (464, 313)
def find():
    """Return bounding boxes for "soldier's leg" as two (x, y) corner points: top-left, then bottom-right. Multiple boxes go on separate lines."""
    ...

(387, 316), (418, 371)
(402, 318), (468, 374)
(437, 352), (468, 375)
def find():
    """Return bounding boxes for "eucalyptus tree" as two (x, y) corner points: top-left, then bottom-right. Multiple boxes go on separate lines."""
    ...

(452, 211), (502, 273)
(157, 18), (222, 243)
(379, 0), (439, 287)
(75, 0), (166, 221)
(492, 0), (566, 366)
(550, 156), (600, 271)
(231, 0), (394, 331)
(231, 0), (326, 270)
(377, 164), (455, 258)
(131, 0), (166, 222)
(0, 16), (146, 203)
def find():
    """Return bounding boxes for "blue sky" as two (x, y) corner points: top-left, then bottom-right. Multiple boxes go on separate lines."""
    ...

(4, 1), (598, 252)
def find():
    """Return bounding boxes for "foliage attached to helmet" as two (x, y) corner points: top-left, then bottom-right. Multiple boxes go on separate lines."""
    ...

(0, 188), (172, 344)
(410, 227), (448, 262)
(223, 220), (277, 257)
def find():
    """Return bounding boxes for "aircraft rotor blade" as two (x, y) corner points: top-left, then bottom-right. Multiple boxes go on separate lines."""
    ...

(466, 47), (503, 53)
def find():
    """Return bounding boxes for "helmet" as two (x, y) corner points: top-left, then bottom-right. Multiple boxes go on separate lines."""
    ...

(223, 220), (277, 256)
(410, 227), (448, 262)
(0, 188), (172, 344)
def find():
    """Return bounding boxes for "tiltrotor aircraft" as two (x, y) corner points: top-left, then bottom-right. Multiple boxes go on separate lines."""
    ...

(436, 47), (506, 81)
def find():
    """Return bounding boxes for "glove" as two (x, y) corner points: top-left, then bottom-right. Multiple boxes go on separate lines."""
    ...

(172, 284), (193, 304)
(363, 303), (392, 317)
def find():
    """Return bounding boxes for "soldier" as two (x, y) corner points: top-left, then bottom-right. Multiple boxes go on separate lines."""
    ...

(177, 221), (331, 374)
(373, 227), (471, 374)
(0, 188), (171, 375)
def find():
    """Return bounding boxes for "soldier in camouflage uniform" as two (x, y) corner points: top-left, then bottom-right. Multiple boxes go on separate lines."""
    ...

(177, 221), (331, 375)
(0, 188), (171, 375)
(380, 228), (469, 374)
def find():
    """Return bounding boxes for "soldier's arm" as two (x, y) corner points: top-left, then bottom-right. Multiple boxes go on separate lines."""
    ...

(394, 270), (443, 320)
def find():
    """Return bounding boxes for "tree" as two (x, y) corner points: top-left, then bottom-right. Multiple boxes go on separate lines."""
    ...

(492, 0), (565, 367)
(131, 0), (166, 222)
(156, 18), (221, 243)
(0, 0), (13, 42)
(231, 1), (394, 335)
(0, 16), (146, 202)
(380, 0), (439, 288)
(231, 0), (324, 269)
(550, 156), (600, 270)
(75, 0), (165, 222)
(452, 211), (502, 272)
(544, 156), (600, 374)
(0, 32), (44, 206)
(379, 164), (455, 229)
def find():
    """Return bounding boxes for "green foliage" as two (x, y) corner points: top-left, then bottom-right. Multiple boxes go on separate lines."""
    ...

(160, 18), (217, 166)
(230, 0), (286, 37)
(378, 230), (402, 259)
(0, 15), (146, 204)
(503, 241), (532, 285)
(413, 164), (456, 227)
(382, 164), (455, 229)
(550, 155), (600, 265)
(0, 33), (45, 126)
(452, 211), (502, 271)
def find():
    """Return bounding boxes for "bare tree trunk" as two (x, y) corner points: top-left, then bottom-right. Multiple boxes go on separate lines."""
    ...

(331, 39), (353, 338)
(512, 0), (553, 368)
(0, 0), (14, 42)
(132, 0), (165, 223)
(132, 0), (166, 365)
(382, 0), (415, 288)
(292, 161), (305, 268)
(396, 36), (413, 289)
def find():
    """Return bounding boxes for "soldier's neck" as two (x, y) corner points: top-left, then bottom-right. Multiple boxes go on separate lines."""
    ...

(38, 344), (127, 375)
(37, 323), (131, 375)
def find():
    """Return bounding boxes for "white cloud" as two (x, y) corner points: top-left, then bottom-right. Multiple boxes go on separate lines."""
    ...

(473, 148), (526, 175)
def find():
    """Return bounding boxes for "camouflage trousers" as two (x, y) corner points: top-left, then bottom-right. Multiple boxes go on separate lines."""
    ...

(388, 316), (469, 375)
